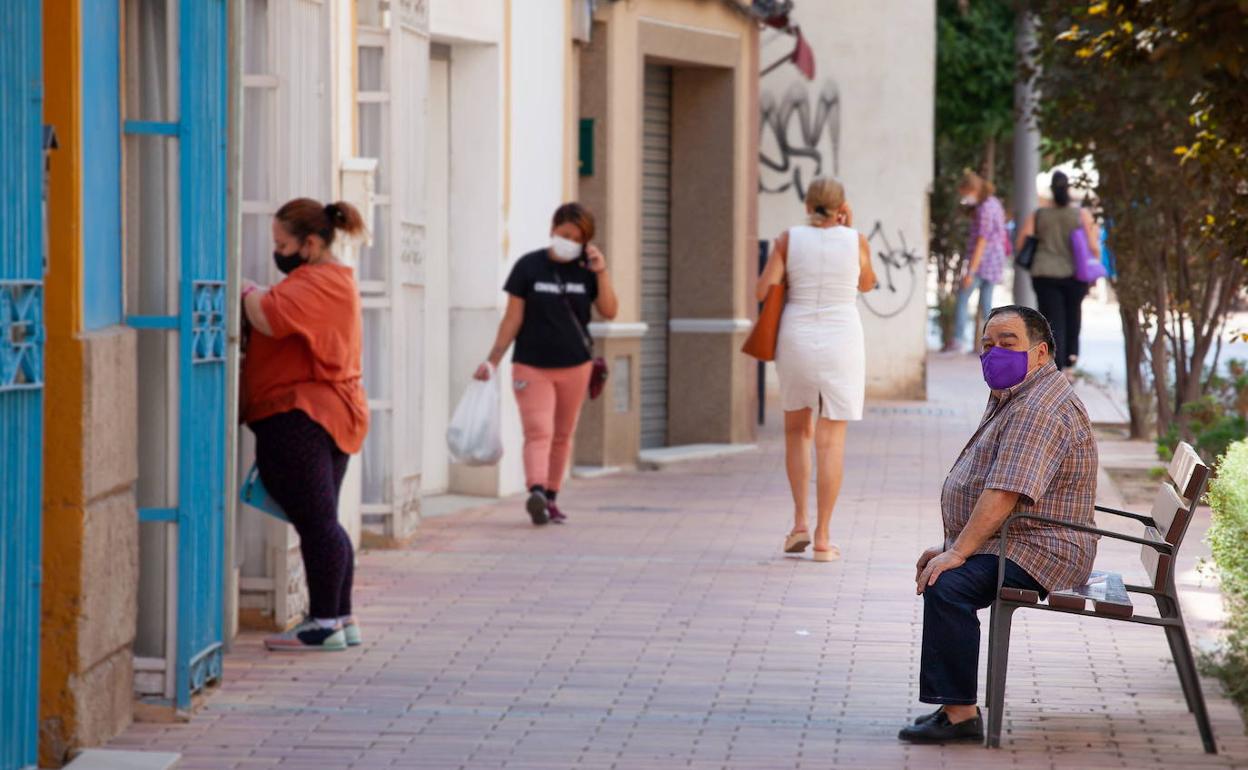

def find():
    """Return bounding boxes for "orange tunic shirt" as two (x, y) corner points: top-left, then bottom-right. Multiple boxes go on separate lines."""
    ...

(241, 263), (370, 454)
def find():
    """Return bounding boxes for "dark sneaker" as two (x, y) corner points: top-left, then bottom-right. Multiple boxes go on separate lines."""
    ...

(264, 620), (347, 652)
(526, 489), (549, 525)
(547, 502), (567, 524)
(898, 708), (983, 743)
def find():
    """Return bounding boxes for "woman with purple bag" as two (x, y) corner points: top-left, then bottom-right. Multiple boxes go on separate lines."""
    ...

(1014, 171), (1101, 372)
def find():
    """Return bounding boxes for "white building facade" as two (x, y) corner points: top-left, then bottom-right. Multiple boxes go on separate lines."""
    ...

(235, 0), (571, 630)
(757, 0), (935, 399)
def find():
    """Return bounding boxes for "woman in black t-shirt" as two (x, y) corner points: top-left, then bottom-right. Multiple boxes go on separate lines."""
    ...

(474, 203), (619, 525)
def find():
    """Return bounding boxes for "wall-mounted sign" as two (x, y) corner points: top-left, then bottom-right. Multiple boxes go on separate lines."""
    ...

(578, 118), (594, 177)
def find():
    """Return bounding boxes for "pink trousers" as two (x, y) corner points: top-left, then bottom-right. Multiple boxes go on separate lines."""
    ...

(512, 362), (592, 491)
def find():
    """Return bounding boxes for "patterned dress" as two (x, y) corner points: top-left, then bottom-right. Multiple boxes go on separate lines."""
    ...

(968, 195), (1007, 284)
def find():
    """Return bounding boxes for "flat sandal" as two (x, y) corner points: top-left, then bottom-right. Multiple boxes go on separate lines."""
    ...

(813, 544), (841, 562)
(784, 530), (812, 554)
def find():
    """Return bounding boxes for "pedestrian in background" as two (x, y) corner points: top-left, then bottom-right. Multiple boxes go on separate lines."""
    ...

(241, 198), (369, 652)
(951, 170), (1007, 353)
(759, 176), (876, 562)
(476, 203), (620, 526)
(1014, 171), (1100, 373)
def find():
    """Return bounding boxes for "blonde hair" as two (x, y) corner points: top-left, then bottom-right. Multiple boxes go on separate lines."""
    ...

(805, 176), (846, 226)
(959, 169), (995, 202)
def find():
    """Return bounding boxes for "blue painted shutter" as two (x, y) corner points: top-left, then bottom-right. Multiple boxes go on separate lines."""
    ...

(0, 3), (45, 767)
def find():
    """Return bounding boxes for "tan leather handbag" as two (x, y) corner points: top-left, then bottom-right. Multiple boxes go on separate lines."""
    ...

(741, 251), (785, 361)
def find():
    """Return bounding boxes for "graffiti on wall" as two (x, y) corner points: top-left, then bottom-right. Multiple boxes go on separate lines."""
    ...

(760, 79), (922, 320)
(759, 80), (840, 203)
(859, 221), (922, 319)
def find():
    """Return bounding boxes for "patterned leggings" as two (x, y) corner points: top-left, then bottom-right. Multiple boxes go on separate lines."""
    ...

(251, 410), (353, 619)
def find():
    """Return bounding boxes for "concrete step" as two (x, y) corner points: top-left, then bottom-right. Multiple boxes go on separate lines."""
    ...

(63, 749), (180, 770)
(637, 443), (758, 470)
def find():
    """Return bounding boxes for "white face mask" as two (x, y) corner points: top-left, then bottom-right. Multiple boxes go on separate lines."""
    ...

(550, 235), (582, 263)
(960, 195), (978, 207)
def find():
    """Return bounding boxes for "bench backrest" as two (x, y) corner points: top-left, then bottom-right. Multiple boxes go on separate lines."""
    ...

(1139, 442), (1209, 591)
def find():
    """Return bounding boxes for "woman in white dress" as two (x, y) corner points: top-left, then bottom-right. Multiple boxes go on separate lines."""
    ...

(757, 177), (875, 561)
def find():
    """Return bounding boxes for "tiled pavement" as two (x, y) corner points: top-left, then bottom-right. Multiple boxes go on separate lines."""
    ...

(111, 354), (1248, 769)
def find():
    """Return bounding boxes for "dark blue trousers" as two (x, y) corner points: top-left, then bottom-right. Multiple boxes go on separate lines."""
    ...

(920, 554), (1044, 705)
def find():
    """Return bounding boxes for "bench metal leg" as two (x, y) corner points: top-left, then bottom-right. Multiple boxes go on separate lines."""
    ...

(985, 604), (1016, 749)
(1164, 624), (1197, 714)
(984, 601), (998, 710)
(1168, 621), (1217, 754)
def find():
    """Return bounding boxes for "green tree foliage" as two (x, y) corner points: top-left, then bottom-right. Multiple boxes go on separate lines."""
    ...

(936, 0), (1016, 153)
(1028, 0), (1248, 440)
(931, 0), (1017, 345)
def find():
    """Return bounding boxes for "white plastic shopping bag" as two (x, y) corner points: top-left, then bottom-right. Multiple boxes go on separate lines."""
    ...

(447, 363), (504, 466)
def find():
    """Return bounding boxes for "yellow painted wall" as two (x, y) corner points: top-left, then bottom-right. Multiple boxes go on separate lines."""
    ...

(39, 0), (88, 764)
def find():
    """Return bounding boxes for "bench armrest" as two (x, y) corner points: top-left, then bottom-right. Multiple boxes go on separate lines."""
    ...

(995, 512), (1173, 592)
(1094, 504), (1156, 527)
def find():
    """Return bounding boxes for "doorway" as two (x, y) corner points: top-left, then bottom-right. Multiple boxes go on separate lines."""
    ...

(640, 63), (672, 450)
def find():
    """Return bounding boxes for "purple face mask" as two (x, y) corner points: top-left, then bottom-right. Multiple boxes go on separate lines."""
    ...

(980, 345), (1036, 390)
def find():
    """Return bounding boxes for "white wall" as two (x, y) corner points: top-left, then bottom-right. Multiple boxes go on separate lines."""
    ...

(500, 0), (569, 493)
(758, 0), (935, 399)
(430, 0), (503, 44)
(426, 0), (569, 496)
(431, 0), (569, 497)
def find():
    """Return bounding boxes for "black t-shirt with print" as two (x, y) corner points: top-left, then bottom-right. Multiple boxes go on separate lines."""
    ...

(504, 249), (599, 368)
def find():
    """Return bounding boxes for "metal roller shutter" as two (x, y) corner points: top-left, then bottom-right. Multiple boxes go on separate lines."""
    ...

(640, 64), (672, 449)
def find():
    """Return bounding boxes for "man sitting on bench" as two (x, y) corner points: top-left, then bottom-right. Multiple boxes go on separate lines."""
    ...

(899, 305), (1099, 743)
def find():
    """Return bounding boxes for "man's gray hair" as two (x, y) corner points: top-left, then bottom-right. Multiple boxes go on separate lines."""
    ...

(985, 305), (1056, 359)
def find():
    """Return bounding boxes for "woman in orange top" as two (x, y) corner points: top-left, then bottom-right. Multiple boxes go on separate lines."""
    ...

(241, 198), (369, 652)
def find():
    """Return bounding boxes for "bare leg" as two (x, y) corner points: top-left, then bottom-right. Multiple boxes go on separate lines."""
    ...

(813, 417), (848, 554)
(784, 409), (814, 535)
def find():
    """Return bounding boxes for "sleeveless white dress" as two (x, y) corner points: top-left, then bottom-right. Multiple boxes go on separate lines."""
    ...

(775, 225), (866, 420)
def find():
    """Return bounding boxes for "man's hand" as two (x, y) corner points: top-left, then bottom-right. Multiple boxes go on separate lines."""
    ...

(916, 549), (967, 595)
(915, 545), (943, 582)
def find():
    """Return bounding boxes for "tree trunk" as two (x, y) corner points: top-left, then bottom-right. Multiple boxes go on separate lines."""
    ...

(1151, 244), (1175, 436)
(1119, 300), (1152, 439)
(982, 135), (997, 186)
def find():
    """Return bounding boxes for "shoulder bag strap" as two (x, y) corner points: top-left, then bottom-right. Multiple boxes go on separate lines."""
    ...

(552, 269), (594, 357)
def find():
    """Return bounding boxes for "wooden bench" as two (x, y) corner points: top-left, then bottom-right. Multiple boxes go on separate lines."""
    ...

(985, 442), (1216, 753)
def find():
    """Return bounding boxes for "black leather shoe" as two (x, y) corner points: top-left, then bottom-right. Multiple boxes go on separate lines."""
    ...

(913, 707), (943, 725)
(898, 709), (983, 743)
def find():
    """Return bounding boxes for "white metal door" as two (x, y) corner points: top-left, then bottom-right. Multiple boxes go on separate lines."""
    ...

(357, 0), (430, 539)
(640, 64), (672, 449)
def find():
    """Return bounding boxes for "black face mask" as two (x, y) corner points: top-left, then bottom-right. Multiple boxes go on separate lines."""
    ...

(273, 249), (305, 275)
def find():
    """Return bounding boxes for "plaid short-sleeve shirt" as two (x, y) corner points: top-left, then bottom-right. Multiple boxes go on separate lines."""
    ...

(941, 361), (1099, 591)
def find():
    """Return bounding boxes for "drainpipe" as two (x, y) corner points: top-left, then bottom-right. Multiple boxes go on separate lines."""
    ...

(222, 0), (244, 647)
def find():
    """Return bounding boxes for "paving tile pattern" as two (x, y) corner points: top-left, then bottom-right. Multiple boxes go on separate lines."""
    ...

(111, 355), (1248, 769)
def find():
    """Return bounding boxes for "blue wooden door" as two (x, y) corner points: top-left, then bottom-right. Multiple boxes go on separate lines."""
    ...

(175, 0), (228, 709)
(126, 0), (226, 711)
(0, 4), (44, 768)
